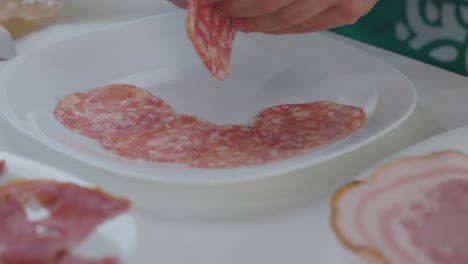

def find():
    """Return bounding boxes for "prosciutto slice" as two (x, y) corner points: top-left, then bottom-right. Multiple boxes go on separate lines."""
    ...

(0, 179), (130, 264)
(331, 150), (468, 264)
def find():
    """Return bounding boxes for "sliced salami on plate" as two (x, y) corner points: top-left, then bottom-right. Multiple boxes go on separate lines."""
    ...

(55, 84), (175, 140)
(100, 114), (220, 163)
(189, 125), (298, 168)
(254, 101), (366, 150)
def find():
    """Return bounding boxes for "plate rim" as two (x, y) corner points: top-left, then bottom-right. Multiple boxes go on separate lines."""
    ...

(0, 13), (418, 184)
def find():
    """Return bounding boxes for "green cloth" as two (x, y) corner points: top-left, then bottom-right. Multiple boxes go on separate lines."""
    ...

(331, 0), (468, 76)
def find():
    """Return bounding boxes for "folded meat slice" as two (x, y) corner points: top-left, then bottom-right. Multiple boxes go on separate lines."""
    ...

(186, 0), (237, 80)
(331, 150), (468, 264)
(0, 179), (130, 264)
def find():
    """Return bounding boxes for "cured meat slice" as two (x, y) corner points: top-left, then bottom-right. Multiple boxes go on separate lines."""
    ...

(100, 114), (220, 163)
(55, 84), (175, 139)
(254, 101), (366, 150)
(186, 0), (237, 80)
(331, 150), (468, 264)
(0, 180), (130, 264)
(189, 125), (298, 168)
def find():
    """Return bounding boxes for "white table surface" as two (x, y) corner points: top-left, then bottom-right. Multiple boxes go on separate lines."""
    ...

(1, 1), (468, 263)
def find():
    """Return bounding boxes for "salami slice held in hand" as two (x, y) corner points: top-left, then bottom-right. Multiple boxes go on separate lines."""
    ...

(186, 0), (237, 80)
(0, 179), (130, 264)
(254, 101), (367, 150)
(189, 125), (298, 168)
(100, 114), (220, 163)
(55, 84), (175, 140)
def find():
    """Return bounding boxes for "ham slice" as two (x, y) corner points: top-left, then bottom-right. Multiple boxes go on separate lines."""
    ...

(330, 150), (468, 264)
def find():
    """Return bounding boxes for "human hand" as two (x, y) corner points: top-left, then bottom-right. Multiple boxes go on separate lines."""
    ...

(218, 0), (378, 34)
(169, 0), (377, 34)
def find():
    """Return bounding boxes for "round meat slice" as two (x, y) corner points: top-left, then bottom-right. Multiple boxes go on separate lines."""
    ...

(254, 101), (367, 150)
(55, 84), (175, 139)
(188, 125), (299, 168)
(100, 115), (220, 163)
(186, 0), (237, 80)
(331, 150), (468, 264)
(0, 180), (130, 264)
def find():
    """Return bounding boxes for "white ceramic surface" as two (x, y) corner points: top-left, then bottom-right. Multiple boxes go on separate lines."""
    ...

(0, 25), (15, 60)
(0, 151), (151, 263)
(0, 13), (417, 183)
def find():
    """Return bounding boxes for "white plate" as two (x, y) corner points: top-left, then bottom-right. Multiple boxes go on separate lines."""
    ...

(0, 13), (417, 183)
(329, 124), (468, 264)
(0, 151), (151, 263)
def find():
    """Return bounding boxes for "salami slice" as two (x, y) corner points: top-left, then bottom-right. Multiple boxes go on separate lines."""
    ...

(0, 180), (130, 264)
(100, 114), (220, 163)
(189, 125), (298, 168)
(55, 84), (175, 139)
(254, 101), (367, 150)
(186, 0), (237, 80)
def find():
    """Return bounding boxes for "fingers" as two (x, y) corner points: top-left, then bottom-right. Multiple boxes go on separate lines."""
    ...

(216, 0), (295, 18)
(266, 6), (347, 34)
(231, 0), (339, 33)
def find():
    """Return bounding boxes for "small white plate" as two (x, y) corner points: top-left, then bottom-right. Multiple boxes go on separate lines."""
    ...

(0, 13), (417, 183)
(331, 124), (468, 264)
(0, 151), (151, 263)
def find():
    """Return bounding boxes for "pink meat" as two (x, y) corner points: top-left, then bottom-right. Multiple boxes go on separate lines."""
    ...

(331, 150), (468, 264)
(0, 180), (130, 264)
(254, 101), (367, 150)
(100, 114), (220, 163)
(54, 84), (175, 139)
(186, 0), (237, 80)
(188, 125), (298, 168)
